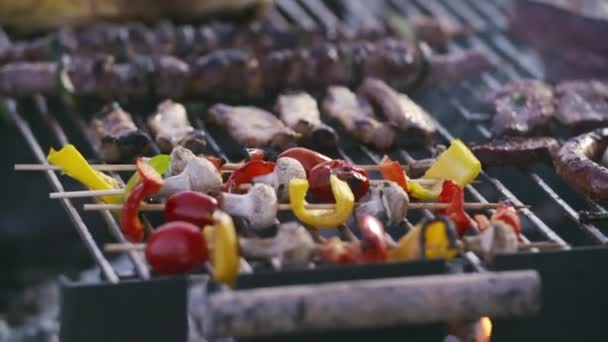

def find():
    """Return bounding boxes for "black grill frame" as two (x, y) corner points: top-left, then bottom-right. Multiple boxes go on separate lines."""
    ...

(8, 0), (608, 341)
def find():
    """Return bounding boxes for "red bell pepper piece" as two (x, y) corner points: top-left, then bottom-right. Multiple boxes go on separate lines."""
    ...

(308, 160), (370, 202)
(145, 221), (208, 274)
(379, 155), (408, 192)
(121, 159), (164, 242)
(164, 191), (219, 227)
(278, 147), (331, 176)
(357, 214), (388, 262)
(437, 180), (473, 237)
(224, 160), (275, 193)
(491, 203), (521, 237)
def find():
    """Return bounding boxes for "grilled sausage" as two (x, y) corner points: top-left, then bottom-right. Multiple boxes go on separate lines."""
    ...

(553, 128), (608, 200)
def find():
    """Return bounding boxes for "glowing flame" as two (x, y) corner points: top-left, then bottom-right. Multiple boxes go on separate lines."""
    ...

(480, 316), (492, 342)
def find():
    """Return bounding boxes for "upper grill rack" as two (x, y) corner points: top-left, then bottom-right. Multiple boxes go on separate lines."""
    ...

(9, 0), (607, 284)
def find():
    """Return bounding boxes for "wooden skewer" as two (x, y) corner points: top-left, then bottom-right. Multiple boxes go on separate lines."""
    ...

(16, 163), (414, 172)
(49, 178), (442, 199)
(85, 202), (529, 212)
(104, 240), (562, 253)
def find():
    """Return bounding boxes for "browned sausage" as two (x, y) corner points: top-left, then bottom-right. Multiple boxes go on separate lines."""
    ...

(553, 128), (608, 200)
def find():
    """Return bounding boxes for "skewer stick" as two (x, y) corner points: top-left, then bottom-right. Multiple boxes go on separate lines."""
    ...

(104, 240), (562, 253)
(16, 163), (417, 172)
(84, 202), (528, 212)
(49, 178), (442, 199)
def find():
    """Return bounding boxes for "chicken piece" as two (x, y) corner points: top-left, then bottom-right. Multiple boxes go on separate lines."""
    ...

(322, 86), (397, 149)
(159, 154), (223, 197)
(89, 102), (152, 162)
(239, 222), (315, 267)
(147, 99), (207, 154)
(358, 78), (436, 143)
(274, 92), (337, 149)
(252, 157), (306, 202)
(208, 103), (299, 149)
(487, 79), (555, 136)
(555, 80), (608, 132)
(356, 181), (409, 227)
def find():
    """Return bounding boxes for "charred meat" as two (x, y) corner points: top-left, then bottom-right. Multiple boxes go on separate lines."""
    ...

(471, 137), (560, 166)
(0, 16), (467, 63)
(147, 100), (207, 154)
(555, 80), (608, 131)
(553, 128), (608, 200)
(358, 78), (437, 143)
(207, 104), (299, 149)
(487, 79), (555, 136)
(275, 92), (337, 149)
(0, 40), (494, 99)
(89, 103), (152, 163)
(322, 86), (396, 149)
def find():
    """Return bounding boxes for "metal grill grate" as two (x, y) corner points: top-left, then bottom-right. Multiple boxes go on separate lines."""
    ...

(9, 0), (608, 289)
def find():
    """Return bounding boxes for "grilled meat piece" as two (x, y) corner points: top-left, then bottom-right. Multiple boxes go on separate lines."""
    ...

(358, 78), (437, 143)
(275, 92), (337, 149)
(487, 79), (555, 136)
(322, 86), (396, 149)
(0, 40), (494, 99)
(555, 80), (608, 131)
(0, 16), (466, 63)
(553, 128), (608, 200)
(147, 100), (207, 154)
(208, 104), (299, 149)
(471, 137), (560, 166)
(89, 103), (152, 163)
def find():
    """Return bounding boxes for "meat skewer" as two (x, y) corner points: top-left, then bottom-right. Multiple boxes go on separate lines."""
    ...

(486, 79), (555, 137)
(275, 92), (337, 149)
(89, 102), (153, 163)
(208, 104), (299, 149)
(0, 39), (495, 99)
(471, 137), (560, 167)
(358, 78), (437, 144)
(322, 85), (396, 149)
(147, 99), (207, 154)
(0, 16), (467, 63)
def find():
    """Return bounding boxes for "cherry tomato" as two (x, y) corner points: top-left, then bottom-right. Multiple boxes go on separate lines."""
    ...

(278, 147), (331, 176)
(164, 191), (218, 227)
(308, 160), (370, 202)
(145, 221), (208, 274)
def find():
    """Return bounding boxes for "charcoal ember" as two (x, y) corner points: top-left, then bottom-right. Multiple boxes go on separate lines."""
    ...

(487, 79), (555, 136)
(555, 80), (608, 131)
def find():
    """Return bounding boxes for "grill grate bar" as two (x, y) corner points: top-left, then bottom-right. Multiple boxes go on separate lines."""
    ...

(35, 96), (151, 279)
(6, 98), (120, 283)
(298, 0), (340, 28)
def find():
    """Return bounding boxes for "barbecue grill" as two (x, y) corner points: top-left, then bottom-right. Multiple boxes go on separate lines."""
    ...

(8, 0), (608, 341)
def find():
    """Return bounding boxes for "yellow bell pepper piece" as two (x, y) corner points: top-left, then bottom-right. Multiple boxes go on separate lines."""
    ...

(409, 139), (481, 200)
(388, 218), (459, 261)
(47, 144), (121, 203)
(289, 175), (355, 229)
(212, 211), (239, 288)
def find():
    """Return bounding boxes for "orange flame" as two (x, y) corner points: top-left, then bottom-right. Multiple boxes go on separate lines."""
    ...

(480, 316), (492, 342)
